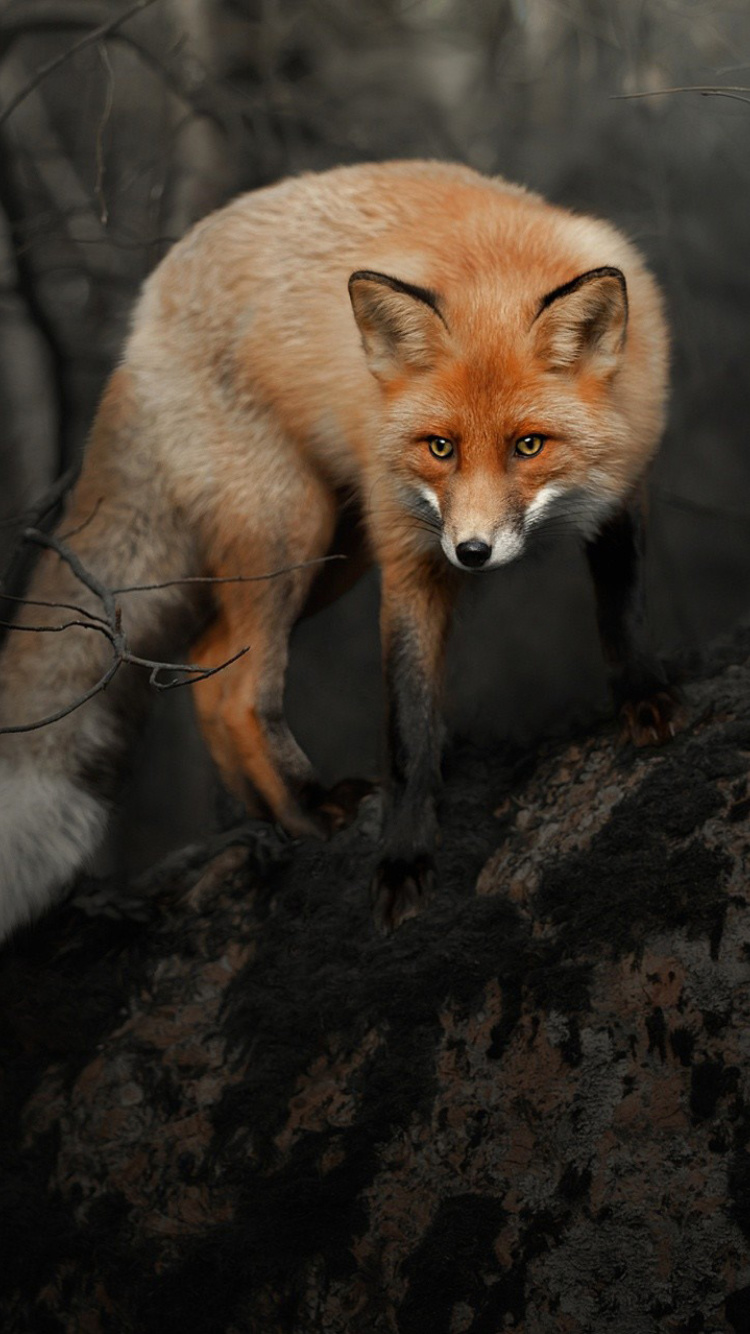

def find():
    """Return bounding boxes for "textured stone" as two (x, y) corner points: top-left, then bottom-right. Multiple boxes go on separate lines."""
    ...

(1, 628), (750, 1332)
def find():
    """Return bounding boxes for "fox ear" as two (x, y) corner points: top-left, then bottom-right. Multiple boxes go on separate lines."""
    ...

(349, 270), (449, 380)
(532, 267), (628, 375)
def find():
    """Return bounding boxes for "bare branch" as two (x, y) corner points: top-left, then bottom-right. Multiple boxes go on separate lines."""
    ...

(0, 657), (122, 733)
(59, 498), (104, 542)
(613, 85), (750, 108)
(0, 461), (80, 533)
(23, 525), (118, 622)
(0, 617), (108, 634)
(112, 554), (345, 596)
(94, 39), (115, 226)
(0, 0), (161, 130)
(0, 0), (240, 135)
(0, 527), (343, 731)
(136, 645), (252, 691)
(0, 592), (108, 623)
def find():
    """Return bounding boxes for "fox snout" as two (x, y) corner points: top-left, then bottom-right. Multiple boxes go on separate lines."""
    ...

(412, 483), (527, 571)
(440, 523), (525, 571)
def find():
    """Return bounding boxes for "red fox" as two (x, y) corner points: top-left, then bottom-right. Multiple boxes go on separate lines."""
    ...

(0, 160), (677, 938)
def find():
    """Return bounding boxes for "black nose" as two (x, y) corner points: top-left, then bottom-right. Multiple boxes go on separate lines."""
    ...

(456, 539), (492, 569)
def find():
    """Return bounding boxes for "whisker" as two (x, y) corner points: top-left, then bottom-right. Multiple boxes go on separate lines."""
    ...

(364, 501), (443, 535)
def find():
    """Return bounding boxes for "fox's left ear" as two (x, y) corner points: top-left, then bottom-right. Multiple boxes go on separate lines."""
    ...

(349, 270), (450, 381)
(532, 266), (628, 375)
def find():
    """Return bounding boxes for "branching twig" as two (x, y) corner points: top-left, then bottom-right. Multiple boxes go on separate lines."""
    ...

(133, 646), (251, 691)
(0, 0), (239, 135)
(0, 0), (160, 130)
(0, 527), (343, 733)
(0, 461), (80, 534)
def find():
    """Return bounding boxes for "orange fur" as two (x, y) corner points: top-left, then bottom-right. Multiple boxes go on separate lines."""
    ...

(0, 161), (670, 937)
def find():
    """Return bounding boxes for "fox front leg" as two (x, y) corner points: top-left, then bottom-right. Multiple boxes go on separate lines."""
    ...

(373, 555), (459, 932)
(585, 499), (683, 745)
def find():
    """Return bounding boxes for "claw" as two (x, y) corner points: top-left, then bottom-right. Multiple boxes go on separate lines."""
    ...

(302, 777), (378, 836)
(371, 853), (435, 933)
(619, 686), (685, 748)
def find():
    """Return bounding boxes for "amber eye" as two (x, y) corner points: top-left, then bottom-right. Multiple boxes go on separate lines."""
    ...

(515, 434), (546, 458)
(427, 436), (454, 459)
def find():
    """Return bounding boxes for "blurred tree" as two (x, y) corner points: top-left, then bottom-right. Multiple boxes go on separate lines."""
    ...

(0, 0), (749, 870)
(0, 0), (237, 556)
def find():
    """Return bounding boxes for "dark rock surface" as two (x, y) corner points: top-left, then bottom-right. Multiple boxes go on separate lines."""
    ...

(1, 629), (750, 1332)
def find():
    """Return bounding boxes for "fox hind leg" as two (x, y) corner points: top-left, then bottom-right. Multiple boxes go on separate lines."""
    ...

(191, 474), (338, 839)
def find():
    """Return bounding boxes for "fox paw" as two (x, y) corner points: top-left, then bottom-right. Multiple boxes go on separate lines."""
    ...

(371, 853), (435, 934)
(316, 777), (379, 834)
(619, 687), (685, 748)
(300, 777), (378, 836)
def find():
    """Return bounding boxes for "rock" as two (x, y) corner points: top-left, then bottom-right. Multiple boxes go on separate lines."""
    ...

(2, 627), (750, 1332)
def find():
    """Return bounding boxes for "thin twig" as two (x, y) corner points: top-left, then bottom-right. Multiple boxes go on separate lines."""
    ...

(0, 0), (239, 134)
(94, 39), (115, 225)
(139, 645), (251, 690)
(0, 659), (122, 733)
(112, 553), (345, 595)
(0, 592), (108, 623)
(0, 0), (160, 130)
(613, 85), (750, 108)
(0, 617), (108, 634)
(59, 497), (103, 541)
(0, 462), (80, 532)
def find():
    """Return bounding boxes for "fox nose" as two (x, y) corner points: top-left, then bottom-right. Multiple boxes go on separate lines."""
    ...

(455, 539), (492, 569)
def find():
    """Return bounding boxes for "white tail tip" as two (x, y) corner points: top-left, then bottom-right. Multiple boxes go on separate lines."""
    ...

(0, 764), (109, 942)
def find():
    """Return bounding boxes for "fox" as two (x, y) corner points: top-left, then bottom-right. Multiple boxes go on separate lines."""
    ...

(0, 159), (678, 939)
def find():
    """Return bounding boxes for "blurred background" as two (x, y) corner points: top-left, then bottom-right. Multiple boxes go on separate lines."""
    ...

(0, 0), (749, 872)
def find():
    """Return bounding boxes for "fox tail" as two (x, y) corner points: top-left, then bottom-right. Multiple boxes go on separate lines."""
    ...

(0, 371), (202, 941)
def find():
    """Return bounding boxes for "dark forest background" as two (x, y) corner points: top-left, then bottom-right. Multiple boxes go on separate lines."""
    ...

(1, 0), (749, 874)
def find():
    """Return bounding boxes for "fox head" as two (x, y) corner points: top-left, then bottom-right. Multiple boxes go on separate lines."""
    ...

(349, 264), (660, 569)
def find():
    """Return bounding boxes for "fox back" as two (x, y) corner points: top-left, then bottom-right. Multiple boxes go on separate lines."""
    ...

(127, 159), (667, 559)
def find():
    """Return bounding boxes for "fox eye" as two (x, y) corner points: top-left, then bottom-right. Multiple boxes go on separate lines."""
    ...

(515, 434), (546, 458)
(427, 436), (454, 459)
